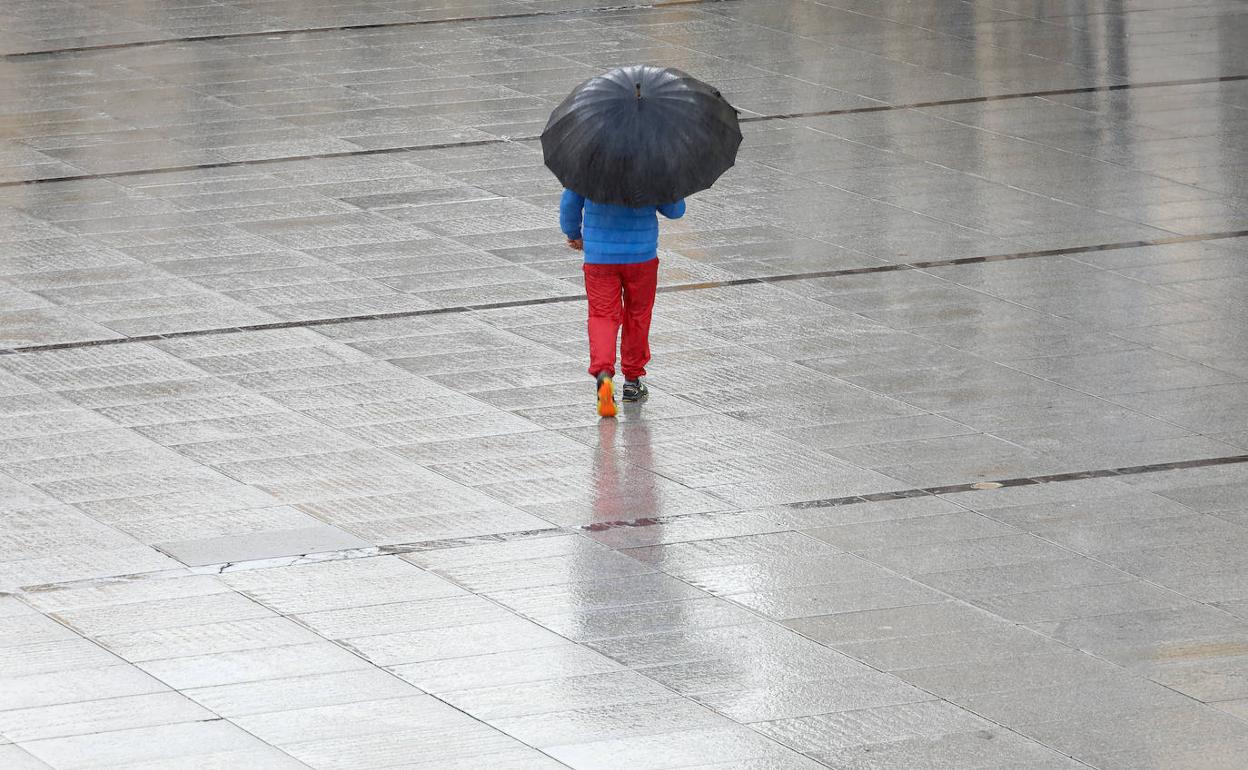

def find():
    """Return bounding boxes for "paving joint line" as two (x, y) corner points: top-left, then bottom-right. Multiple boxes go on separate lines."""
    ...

(1, 74), (1244, 189)
(1, 0), (730, 59)
(737, 74), (1248, 123)
(13, 451), (1248, 595)
(3, 228), (1244, 357)
(0, 138), (518, 189)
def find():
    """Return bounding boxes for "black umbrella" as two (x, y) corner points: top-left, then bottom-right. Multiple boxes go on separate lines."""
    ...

(541, 65), (742, 207)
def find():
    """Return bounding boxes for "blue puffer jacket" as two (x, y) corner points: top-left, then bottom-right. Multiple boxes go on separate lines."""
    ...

(559, 189), (686, 264)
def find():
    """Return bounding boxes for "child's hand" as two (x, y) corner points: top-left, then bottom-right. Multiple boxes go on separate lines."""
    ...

(568, 239), (584, 251)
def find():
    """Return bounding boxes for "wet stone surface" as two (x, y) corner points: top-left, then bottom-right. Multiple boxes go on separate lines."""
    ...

(3, 0), (1248, 767)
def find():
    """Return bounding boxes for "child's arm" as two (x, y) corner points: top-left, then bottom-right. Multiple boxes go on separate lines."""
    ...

(658, 199), (686, 220)
(560, 189), (585, 242)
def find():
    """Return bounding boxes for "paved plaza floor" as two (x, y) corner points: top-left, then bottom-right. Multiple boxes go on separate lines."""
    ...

(3, 0), (1248, 767)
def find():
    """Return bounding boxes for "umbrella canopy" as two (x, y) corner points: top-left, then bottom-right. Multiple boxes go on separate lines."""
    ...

(541, 65), (742, 207)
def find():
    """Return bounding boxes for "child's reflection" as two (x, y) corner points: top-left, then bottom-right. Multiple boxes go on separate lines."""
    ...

(590, 408), (658, 530)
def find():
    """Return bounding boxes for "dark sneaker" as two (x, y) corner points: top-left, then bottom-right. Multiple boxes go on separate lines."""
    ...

(622, 379), (648, 402)
(595, 372), (617, 418)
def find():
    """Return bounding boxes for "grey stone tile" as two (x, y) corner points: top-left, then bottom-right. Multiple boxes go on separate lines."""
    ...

(184, 668), (421, 718)
(0, 746), (51, 770)
(694, 671), (933, 722)
(524, 597), (756, 642)
(20, 720), (271, 770)
(293, 594), (514, 639)
(442, 670), (671, 721)
(0, 545), (180, 591)
(778, 414), (977, 450)
(0, 613), (81, 648)
(137, 641), (374, 690)
(915, 556), (1136, 600)
(545, 725), (806, 770)
(858, 534), (1075, 576)
(978, 492), (1200, 530)
(587, 622), (833, 669)
(896, 650), (1123, 699)
(43, 589), (264, 636)
(385, 748), (567, 770)
(938, 477), (1137, 512)
(1086, 740), (1248, 770)
(778, 495), (966, 528)
(970, 581), (1193, 623)
(1008, 348), (1241, 396)
(1111, 383), (1248, 433)
(752, 700), (995, 753)
(0, 663), (165, 712)
(581, 509), (793, 549)
(804, 512), (1018, 551)
(389, 642), (625, 695)
(484, 572), (708, 616)
(666, 552), (890, 596)
(491, 696), (732, 748)
(956, 675), (1195, 726)
(98, 747), (312, 769)
(811, 729), (1080, 770)
(274, 722), (521, 770)
(156, 525), (371, 566)
(1140, 566), (1248, 604)
(681, 757), (828, 770)
(342, 616), (568, 667)
(222, 556), (464, 614)
(784, 601), (1005, 645)
(0, 691), (213, 742)
(1029, 606), (1248, 667)
(93, 616), (322, 662)
(1154, 480), (1248, 513)
(728, 575), (945, 620)
(0, 595), (33, 617)
(1144, 653), (1248, 703)
(1213, 698), (1248, 721)
(408, 544), (654, 593)
(838, 622), (1067, 673)
(1016, 705), (1248, 765)
(229, 694), (473, 746)
(0, 623), (112, 674)
(625, 531), (842, 571)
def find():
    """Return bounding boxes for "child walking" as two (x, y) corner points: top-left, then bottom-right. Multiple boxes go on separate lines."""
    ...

(560, 188), (685, 417)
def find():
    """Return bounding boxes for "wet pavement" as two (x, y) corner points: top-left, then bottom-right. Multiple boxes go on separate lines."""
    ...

(3, 0), (1248, 767)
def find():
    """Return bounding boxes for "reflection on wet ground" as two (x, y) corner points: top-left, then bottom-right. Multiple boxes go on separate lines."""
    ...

(3, 0), (1248, 768)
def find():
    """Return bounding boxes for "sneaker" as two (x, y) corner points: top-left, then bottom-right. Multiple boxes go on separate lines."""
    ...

(622, 378), (648, 402)
(595, 372), (617, 418)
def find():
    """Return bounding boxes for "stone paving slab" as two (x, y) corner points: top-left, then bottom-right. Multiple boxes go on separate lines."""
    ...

(3, 0), (1248, 767)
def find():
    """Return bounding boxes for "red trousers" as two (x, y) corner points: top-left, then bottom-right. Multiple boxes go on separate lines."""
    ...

(583, 258), (659, 380)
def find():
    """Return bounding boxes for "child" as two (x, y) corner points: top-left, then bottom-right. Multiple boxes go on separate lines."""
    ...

(560, 188), (685, 417)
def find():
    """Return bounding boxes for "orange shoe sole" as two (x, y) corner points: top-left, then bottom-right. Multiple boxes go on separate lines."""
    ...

(597, 377), (617, 418)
